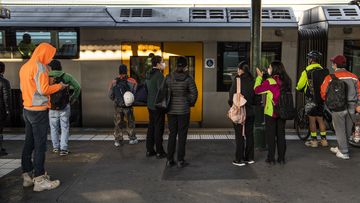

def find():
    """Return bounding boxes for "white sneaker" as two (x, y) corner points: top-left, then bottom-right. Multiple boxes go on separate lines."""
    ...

(336, 151), (350, 160)
(114, 141), (120, 147)
(330, 147), (339, 154)
(129, 139), (138, 145)
(33, 174), (60, 192)
(22, 172), (34, 187)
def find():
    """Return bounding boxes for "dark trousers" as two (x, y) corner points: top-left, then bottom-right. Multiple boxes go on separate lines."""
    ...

(21, 109), (49, 177)
(0, 114), (5, 149)
(167, 114), (190, 162)
(233, 116), (255, 162)
(146, 109), (165, 154)
(265, 115), (286, 161)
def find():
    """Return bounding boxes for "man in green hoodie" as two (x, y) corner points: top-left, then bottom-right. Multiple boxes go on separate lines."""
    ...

(48, 60), (81, 156)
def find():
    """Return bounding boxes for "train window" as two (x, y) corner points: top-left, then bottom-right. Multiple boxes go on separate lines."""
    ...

(55, 31), (78, 58)
(0, 31), (4, 48)
(130, 56), (153, 84)
(344, 40), (360, 77)
(217, 42), (281, 91)
(169, 56), (195, 78)
(16, 31), (51, 58)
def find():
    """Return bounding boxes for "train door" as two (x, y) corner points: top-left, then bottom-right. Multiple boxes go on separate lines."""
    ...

(121, 42), (203, 123)
(344, 40), (360, 77)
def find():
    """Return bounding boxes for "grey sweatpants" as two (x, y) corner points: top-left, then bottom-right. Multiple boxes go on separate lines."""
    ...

(332, 109), (355, 154)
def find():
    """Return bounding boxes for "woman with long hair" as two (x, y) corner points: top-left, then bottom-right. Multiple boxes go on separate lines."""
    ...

(254, 61), (292, 165)
(228, 61), (256, 166)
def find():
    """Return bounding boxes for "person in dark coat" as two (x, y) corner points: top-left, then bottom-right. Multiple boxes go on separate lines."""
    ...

(165, 56), (198, 168)
(145, 55), (167, 158)
(0, 62), (11, 156)
(228, 61), (256, 166)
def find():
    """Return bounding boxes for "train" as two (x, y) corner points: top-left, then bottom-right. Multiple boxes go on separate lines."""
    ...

(0, 4), (359, 128)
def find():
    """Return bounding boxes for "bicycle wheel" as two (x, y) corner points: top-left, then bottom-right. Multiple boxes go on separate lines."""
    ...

(295, 107), (310, 141)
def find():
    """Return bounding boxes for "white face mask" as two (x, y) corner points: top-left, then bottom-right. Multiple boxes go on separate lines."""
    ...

(161, 62), (166, 69)
(267, 69), (272, 76)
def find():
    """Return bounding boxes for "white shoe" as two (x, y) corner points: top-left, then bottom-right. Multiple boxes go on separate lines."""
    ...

(336, 151), (350, 160)
(33, 174), (60, 192)
(129, 139), (138, 145)
(114, 141), (120, 147)
(330, 147), (339, 154)
(22, 172), (34, 187)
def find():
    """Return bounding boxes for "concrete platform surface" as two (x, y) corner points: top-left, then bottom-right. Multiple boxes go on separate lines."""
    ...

(0, 140), (359, 203)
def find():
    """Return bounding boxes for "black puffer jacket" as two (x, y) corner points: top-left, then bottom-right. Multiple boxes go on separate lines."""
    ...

(0, 74), (11, 116)
(228, 73), (257, 117)
(166, 72), (198, 115)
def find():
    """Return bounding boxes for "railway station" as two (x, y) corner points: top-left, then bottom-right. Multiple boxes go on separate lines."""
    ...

(1, 0), (360, 202)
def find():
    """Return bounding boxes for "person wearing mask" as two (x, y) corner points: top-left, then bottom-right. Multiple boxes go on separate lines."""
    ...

(0, 62), (11, 156)
(296, 51), (329, 148)
(109, 64), (139, 147)
(18, 33), (36, 58)
(229, 61), (256, 166)
(320, 55), (360, 160)
(145, 55), (167, 158)
(254, 61), (292, 165)
(20, 43), (67, 191)
(166, 56), (198, 168)
(48, 59), (81, 156)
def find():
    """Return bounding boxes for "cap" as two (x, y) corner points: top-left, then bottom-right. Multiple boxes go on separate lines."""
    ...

(330, 55), (347, 65)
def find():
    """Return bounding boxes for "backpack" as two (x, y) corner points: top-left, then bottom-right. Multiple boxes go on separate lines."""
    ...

(50, 73), (70, 110)
(306, 67), (329, 104)
(228, 78), (247, 135)
(325, 74), (348, 112)
(275, 88), (296, 120)
(113, 78), (131, 107)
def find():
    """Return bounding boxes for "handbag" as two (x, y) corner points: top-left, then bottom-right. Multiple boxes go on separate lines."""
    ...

(155, 75), (171, 110)
(228, 77), (247, 135)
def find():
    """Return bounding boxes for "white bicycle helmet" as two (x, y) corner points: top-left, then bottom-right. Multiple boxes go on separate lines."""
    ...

(123, 91), (135, 107)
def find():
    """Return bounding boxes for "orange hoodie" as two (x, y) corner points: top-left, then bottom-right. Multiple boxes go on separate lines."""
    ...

(19, 43), (62, 111)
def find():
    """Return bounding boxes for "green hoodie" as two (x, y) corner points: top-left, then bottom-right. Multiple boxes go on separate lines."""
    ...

(49, 70), (81, 103)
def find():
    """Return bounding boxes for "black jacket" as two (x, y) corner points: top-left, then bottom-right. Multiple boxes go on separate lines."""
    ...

(166, 72), (198, 115)
(0, 74), (11, 116)
(228, 74), (257, 117)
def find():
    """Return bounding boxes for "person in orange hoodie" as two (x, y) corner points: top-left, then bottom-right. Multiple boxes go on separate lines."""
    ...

(20, 43), (67, 192)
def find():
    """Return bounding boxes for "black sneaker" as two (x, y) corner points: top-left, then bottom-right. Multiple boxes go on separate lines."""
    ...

(146, 151), (156, 157)
(156, 152), (167, 159)
(166, 160), (176, 168)
(0, 148), (8, 156)
(59, 150), (69, 156)
(232, 160), (246, 167)
(277, 159), (286, 165)
(245, 160), (255, 165)
(265, 158), (276, 165)
(177, 160), (189, 168)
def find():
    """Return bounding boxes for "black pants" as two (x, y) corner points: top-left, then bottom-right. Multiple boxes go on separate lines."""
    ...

(233, 116), (255, 162)
(167, 114), (190, 162)
(265, 115), (286, 161)
(0, 113), (5, 149)
(21, 109), (49, 177)
(146, 109), (165, 154)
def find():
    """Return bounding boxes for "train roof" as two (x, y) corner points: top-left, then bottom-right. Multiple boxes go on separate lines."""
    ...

(299, 5), (360, 26)
(0, 6), (298, 28)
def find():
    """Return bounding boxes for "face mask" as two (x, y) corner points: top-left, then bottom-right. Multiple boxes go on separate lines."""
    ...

(161, 62), (166, 69)
(267, 69), (272, 76)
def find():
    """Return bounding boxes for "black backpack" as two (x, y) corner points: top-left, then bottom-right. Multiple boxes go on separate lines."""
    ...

(50, 73), (70, 110)
(306, 67), (329, 104)
(113, 78), (130, 107)
(325, 74), (348, 112)
(275, 88), (296, 120)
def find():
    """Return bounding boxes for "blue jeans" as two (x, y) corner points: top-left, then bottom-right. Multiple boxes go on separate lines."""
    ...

(49, 104), (71, 150)
(21, 109), (49, 177)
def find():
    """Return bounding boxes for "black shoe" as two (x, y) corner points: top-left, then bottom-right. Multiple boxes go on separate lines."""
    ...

(265, 158), (276, 165)
(156, 152), (167, 159)
(245, 160), (255, 165)
(277, 159), (286, 165)
(232, 160), (246, 167)
(0, 148), (8, 156)
(177, 160), (189, 168)
(166, 160), (176, 168)
(146, 151), (156, 157)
